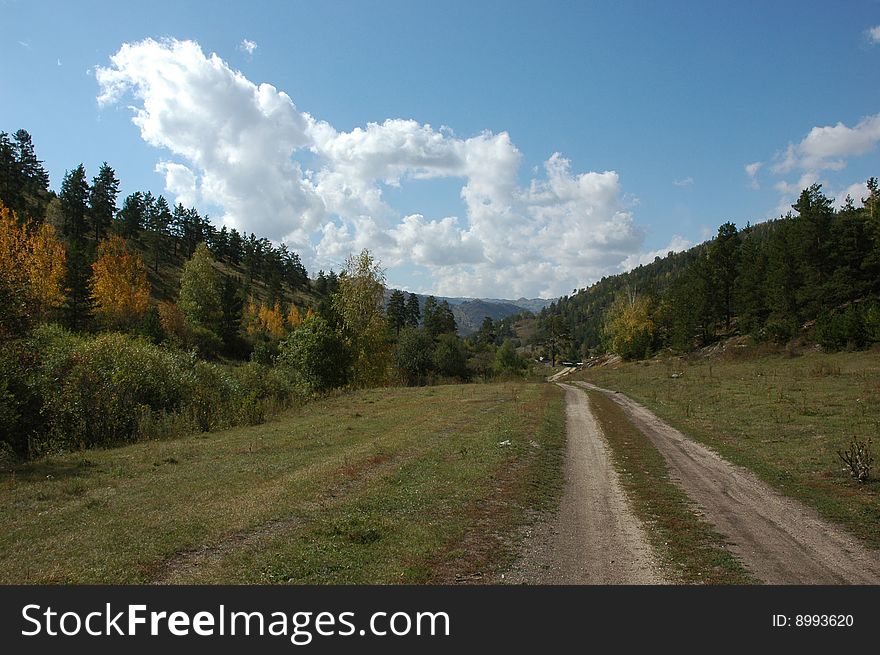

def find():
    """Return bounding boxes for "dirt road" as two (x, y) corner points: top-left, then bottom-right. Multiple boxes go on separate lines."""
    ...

(576, 381), (880, 584)
(505, 383), (666, 584)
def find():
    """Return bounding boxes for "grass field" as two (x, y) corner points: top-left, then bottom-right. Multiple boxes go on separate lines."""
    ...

(0, 382), (565, 584)
(575, 347), (880, 549)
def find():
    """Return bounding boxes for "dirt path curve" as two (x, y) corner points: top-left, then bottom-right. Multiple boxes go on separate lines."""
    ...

(505, 383), (666, 584)
(575, 381), (880, 584)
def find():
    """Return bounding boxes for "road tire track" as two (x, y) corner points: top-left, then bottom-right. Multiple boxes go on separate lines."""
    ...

(506, 383), (666, 584)
(576, 381), (880, 584)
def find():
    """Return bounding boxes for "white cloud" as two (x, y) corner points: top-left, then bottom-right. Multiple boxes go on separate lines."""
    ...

(96, 38), (655, 298)
(744, 161), (762, 188)
(868, 25), (880, 44)
(770, 113), (880, 174)
(96, 38), (326, 241)
(749, 113), (880, 218)
(672, 177), (693, 187)
(622, 235), (691, 270)
(836, 181), (869, 208)
(239, 39), (257, 56)
(155, 161), (198, 207)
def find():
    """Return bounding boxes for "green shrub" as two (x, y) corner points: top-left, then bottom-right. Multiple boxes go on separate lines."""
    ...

(433, 333), (469, 380)
(815, 305), (867, 351)
(2, 325), (306, 458)
(395, 327), (434, 385)
(277, 317), (350, 393)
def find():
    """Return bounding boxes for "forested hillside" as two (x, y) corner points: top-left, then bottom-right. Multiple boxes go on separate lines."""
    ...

(534, 180), (880, 361)
(1, 128), (536, 462)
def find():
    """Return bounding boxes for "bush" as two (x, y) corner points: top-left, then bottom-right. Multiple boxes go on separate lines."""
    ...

(1, 325), (303, 457)
(433, 333), (469, 380)
(395, 327), (434, 385)
(277, 317), (350, 393)
(815, 305), (867, 351)
(30, 327), (191, 450)
(837, 437), (874, 483)
(492, 339), (527, 377)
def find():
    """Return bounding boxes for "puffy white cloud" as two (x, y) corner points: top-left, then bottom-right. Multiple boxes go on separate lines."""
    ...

(96, 38), (326, 240)
(771, 113), (880, 174)
(96, 38), (652, 298)
(239, 39), (257, 56)
(868, 25), (880, 44)
(155, 161), (197, 207)
(750, 113), (880, 218)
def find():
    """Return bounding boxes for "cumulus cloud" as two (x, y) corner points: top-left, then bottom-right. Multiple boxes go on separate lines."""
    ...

(749, 113), (880, 217)
(96, 38), (652, 298)
(239, 39), (257, 55)
(770, 113), (880, 174)
(868, 25), (880, 44)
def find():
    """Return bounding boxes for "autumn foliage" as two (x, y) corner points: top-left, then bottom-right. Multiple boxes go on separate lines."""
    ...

(90, 235), (150, 328)
(246, 299), (286, 338)
(0, 201), (66, 338)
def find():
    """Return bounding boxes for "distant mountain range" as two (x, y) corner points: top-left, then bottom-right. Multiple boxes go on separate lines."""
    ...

(385, 292), (555, 336)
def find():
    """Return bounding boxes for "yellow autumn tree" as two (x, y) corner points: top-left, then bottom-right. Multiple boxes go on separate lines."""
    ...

(603, 289), (655, 360)
(286, 304), (302, 329)
(244, 299), (285, 339)
(158, 301), (187, 344)
(260, 302), (285, 338)
(0, 202), (66, 338)
(90, 235), (150, 328)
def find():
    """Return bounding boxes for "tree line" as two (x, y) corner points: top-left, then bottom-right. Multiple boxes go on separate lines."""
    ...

(1, 128), (532, 461)
(535, 179), (880, 360)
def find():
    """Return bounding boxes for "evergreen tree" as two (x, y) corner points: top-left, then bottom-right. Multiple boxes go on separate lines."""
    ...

(219, 275), (245, 353)
(59, 164), (90, 241)
(116, 191), (145, 238)
(227, 228), (243, 264)
(708, 222), (740, 330)
(405, 292), (421, 327)
(476, 316), (496, 347)
(734, 225), (769, 335)
(423, 296), (456, 338)
(89, 162), (120, 242)
(386, 289), (406, 335)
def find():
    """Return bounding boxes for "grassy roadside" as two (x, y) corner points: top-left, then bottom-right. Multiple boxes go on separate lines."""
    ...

(576, 349), (880, 549)
(585, 389), (755, 584)
(0, 382), (565, 584)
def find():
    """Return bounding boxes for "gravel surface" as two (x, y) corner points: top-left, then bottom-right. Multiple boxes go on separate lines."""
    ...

(505, 383), (667, 584)
(576, 381), (880, 584)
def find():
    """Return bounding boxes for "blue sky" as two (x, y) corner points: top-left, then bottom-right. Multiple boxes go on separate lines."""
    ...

(3, 0), (880, 298)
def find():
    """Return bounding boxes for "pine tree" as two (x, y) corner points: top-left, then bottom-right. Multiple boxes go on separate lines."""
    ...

(708, 222), (740, 330)
(386, 289), (406, 335)
(405, 292), (421, 327)
(59, 164), (90, 241)
(219, 275), (244, 352)
(116, 192), (145, 238)
(89, 162), (120, 243)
